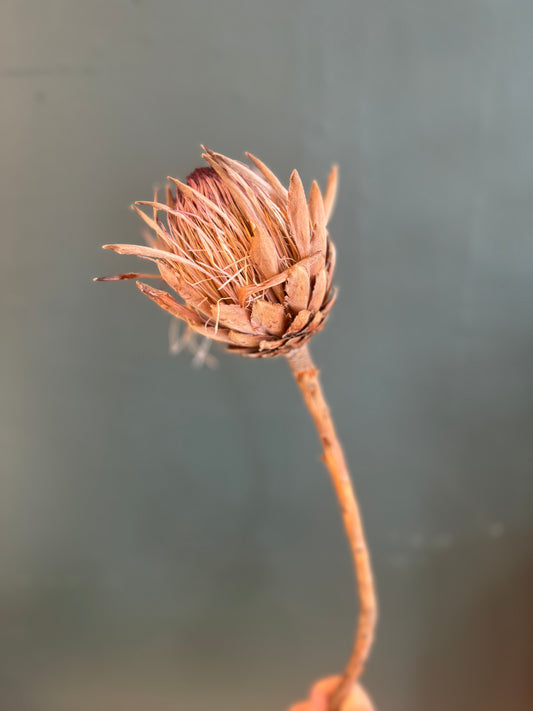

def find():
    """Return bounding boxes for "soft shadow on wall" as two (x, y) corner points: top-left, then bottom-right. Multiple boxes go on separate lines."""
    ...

(413, 530), (533, 711)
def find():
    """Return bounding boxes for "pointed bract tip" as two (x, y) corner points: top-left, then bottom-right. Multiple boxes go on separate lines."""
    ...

(131, 203), (146, 216)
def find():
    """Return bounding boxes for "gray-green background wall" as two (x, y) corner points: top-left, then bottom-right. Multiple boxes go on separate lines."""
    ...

(2, 1), (533, 709)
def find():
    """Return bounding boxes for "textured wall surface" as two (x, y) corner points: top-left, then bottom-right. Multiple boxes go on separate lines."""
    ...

(2, 1), (533, 710)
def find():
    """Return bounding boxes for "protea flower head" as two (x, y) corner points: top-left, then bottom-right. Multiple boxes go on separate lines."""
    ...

(98, 148), (338, 358)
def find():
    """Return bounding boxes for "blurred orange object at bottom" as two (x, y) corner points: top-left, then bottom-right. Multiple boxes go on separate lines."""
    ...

(288, 676), (375, 711)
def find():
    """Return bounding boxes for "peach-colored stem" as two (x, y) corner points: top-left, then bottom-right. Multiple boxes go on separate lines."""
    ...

(286, 344), (378, 711)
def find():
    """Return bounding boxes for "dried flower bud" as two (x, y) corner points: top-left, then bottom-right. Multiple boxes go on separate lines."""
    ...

(98, 148), (338, 358)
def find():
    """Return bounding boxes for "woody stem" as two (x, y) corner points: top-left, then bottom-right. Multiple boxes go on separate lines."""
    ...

(285, 344), (377, 711)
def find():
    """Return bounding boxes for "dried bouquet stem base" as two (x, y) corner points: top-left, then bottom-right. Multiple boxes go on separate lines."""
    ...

(286, 345), (378, 711)
(288, 676), (375, 711)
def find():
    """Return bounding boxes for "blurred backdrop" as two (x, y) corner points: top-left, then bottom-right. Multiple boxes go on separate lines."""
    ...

(2, 1), (533, 710)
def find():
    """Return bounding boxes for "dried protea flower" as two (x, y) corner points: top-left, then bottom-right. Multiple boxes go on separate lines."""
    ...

(97, 148), (378, 711)
(98, 148), (338, 358)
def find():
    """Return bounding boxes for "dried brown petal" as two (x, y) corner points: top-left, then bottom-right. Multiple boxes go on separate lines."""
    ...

(285, 265), (310, 314)
(192, 324), (233, 344)
(326, 241), (337, 291)
(259, 337), (285, 351)
(136, 281), (204, 326)
(288, 170), (311, 257)
(249, 224), (279, 281)
(104, 243), (212, 279)
(251, 300), (286, 336)
(285, 309), (311, 335)
(165, 185), (175, 208)
(245, 152), (288, 203)
(308, 268), (328, 314)
(323, 164), (339, 224)
(322, 289), (338, 316)
(309, 180), (327, 257)
(228, 331), (263, 347)
(94, 272), (160, 282)
(213, 303), (255, 333)
(156, 262), (210, 317)
(227, 346), (263, 358)
(307, 311), (324, 331)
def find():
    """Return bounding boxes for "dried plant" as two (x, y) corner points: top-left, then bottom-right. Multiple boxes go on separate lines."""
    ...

(97, 148), (377, 711)
(99, 148), (337, 358)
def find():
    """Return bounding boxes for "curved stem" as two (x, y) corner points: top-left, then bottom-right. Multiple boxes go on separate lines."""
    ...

(285, 344), (377, 711)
